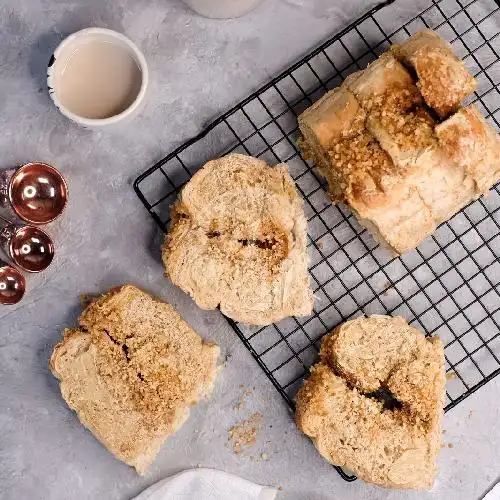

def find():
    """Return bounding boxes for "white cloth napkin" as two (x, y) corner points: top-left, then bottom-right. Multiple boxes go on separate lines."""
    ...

(132, 468), (278, 500)
(483, 480), (500, 500)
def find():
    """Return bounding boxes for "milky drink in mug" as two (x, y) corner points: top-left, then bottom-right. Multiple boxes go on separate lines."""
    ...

(182, 0), (264, 18)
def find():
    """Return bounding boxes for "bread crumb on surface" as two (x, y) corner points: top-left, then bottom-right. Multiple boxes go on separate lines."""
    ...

(228, 412), (263, 455)
(446, 371), (457, 380)
(233, 387), (253, 411)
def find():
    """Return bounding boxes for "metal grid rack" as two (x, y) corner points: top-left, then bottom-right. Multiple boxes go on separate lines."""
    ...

(135, 0), (500, 482)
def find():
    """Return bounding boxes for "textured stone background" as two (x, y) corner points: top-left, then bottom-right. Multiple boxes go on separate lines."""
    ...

(0, 0), (499, 499)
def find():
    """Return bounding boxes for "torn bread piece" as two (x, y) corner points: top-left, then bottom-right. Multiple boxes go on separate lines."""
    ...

(50, 285), (219, 475)
(162, 154), (313, 326)
(366, 103), (477, 225)
(345, 53), (421, 111)
(392, 29), (476, 117)
(296, 315), (445, 490)
(436, 105), (500, 195)
(298, 86), (366, 202)
(328, 129), (436, 254)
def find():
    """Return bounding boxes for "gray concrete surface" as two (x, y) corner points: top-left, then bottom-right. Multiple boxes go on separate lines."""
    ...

(1, 0), (499, 499)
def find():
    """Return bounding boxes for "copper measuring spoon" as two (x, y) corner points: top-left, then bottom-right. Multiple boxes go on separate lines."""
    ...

(0, 260), (25, 305)
(0, 215), (55, 273)
(0, 162), (68, 225)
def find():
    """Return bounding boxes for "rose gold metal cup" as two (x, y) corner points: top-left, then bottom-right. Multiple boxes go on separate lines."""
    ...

(0, 162), (68, 225)
(0, 260), (25, 305)
(0, 221), (55, 273)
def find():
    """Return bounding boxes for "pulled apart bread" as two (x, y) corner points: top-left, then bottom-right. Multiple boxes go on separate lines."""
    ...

(295, 315), (445, 490)
(50, 285), (219, 474)
(163, 153), (313, 326)
(392, 30), (476, 117)
(298, 29), (500, 254)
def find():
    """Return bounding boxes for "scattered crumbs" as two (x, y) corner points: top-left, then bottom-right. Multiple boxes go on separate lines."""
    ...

(277, 485), (283, 491)
(261, 452), (269, 461)
(233, 387), (253, 411)
(443, 429), (446, 434)
(469, 410), (474, 419)
(318, 241), (324, 249)
(228, 412), (263, 455)
(448, 443), (454, 448)
(382, 281), (392, 296)
(446, 371), (457, 381)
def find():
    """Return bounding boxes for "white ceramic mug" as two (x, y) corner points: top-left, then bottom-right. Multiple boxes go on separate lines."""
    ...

(47, 28), (149, 127)
(182, 0), (264, 19)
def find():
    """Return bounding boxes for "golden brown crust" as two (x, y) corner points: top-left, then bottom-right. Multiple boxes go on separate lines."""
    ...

(346, 53), (419, 110)
(162, 154), (313, 325)
(50, 284), (219, 474)
(436, 106), (500, 194)
(295, 315), (445, 490)
(298, 87), (365, 150)
(392, 29), (476, 117)
(298, 87), (365, 202)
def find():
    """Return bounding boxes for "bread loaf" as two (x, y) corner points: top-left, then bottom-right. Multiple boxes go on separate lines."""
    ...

(163, 154), (313, 325)
(295, 315), (445, 490)
(298, 30), (498, 254)
(50, 285), (219, 474)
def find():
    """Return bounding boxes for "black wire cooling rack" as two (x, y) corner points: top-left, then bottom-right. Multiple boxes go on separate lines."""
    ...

(135, 0), (500, 482)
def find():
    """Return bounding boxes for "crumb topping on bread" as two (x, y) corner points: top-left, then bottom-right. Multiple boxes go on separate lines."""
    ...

(413, 48), (476, 118)
(370, 105), (435, 153)
(329, 131), (396, 208)
(391, 29), (476, 117)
